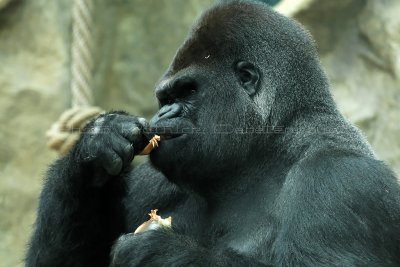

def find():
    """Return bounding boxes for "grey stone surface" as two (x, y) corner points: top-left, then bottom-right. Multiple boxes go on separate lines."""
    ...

(0, 1), (70, 266)
(296, 0), (400, 175)
(0, 0), (398, 266)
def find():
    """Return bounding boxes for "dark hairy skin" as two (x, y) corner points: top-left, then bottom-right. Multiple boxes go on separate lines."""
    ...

(26, 1), (400, 266)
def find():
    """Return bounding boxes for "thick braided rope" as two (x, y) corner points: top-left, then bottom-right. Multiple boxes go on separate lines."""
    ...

(46, 0), (102, 154)
(71, 0), (94, 107)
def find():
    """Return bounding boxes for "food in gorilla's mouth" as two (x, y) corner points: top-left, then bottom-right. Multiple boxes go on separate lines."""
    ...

(138, 133), (183, 155)
(134, 209), (172, 234)
(139, 135), (161, 155)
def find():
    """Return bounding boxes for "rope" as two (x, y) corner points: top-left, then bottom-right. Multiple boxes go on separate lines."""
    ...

(46, 0), (104, 155)
(71, 0), (95, 107)
(46, 107), (103, 154)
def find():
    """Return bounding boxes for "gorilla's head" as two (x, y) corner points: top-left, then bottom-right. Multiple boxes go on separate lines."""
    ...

(148, 0), (335, 192)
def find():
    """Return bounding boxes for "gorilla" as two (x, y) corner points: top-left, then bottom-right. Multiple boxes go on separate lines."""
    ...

(26, 0), (400, 266)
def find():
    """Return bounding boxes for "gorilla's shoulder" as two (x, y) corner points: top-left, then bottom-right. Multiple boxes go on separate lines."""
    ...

(289, 149), (399, 191)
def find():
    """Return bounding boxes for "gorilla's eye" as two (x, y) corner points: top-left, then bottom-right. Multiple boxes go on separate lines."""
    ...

(157, 77), (198, 107)
(172, 77), (198, 99)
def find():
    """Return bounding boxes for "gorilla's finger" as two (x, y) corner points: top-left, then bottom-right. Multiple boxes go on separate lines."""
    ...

(111, 134), (135, 167)
(100, 149), (123, 176)
(122, 143), (135, 166)
(119, 122), (142, 143)
(118, 122), (148, 153)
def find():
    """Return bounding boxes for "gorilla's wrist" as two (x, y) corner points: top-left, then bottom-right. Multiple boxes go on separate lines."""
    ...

(60, 148), (119, 191)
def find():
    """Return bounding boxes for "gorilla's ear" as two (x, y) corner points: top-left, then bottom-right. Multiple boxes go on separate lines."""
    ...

(234, 61), (261, 97)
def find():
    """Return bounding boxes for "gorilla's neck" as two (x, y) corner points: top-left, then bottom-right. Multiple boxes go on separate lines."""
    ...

(172, 153), (283, 205)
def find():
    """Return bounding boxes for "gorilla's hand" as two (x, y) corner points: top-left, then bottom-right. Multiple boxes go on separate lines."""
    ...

(72, 112), (148, 183)
(110, 230), (270, 267)
(111, 230), (200, 267)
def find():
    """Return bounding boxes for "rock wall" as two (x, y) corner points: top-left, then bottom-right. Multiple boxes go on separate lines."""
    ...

(0, 0), (398, 266)
(0, 1), (70, 266)
(295, 0), (400, 175)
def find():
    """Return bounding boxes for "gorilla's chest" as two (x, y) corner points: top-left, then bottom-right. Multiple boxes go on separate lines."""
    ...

(169, 192), (277, 257)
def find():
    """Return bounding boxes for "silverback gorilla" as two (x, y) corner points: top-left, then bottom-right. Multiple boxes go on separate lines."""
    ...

(27, 1), (400, 266)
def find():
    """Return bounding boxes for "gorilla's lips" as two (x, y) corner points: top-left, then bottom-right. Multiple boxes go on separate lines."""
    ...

(146, 121), (192, 159)
(146, 123), (188, 141)
(159, 133), (182, 140)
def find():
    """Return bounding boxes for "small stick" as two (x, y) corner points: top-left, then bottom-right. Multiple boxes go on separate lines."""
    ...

(138, 135), (161, 155)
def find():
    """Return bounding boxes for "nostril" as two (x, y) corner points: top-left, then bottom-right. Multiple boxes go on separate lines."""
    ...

(158, 105), (172, 118)
(156, 103), (182, 122)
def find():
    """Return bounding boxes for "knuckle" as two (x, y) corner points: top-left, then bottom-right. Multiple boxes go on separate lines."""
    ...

(131, 126), (141, 136)
(111, 156), (122, 166)
(138, 117), (148, 128)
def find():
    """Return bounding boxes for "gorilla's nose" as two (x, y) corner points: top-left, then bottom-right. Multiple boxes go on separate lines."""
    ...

(150, 103), (182, 125)
(158, 103), (182, 120)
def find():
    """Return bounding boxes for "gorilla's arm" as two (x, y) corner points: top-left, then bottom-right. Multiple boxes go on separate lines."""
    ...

(123, 161), (186, 231)
(25, 113), (161, 267)
(111, 229), (271, 267)
(26, 152), (127, 267)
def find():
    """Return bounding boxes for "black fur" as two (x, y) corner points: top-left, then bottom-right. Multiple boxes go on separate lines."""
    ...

(26, 1), (400, 266)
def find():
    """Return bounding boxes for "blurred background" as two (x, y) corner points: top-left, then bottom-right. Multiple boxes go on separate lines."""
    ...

(0, 0), (399, 266)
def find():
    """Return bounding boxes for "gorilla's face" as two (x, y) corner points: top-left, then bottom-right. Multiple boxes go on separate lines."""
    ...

(149, 58), (262, 188)
(147, 1), (321, 190)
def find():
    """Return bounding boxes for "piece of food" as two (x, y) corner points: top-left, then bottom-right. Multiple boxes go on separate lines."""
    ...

(134, 209), (172, 234)
(139, 135), (161, 155)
